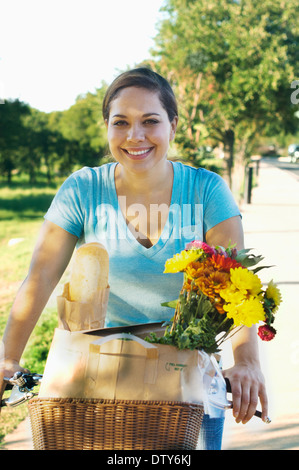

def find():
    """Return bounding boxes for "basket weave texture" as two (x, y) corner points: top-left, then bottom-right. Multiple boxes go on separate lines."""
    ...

(28, 397), (204, 450)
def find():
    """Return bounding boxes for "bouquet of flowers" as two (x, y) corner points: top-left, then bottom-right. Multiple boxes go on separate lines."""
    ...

(146, 241), (282, 354)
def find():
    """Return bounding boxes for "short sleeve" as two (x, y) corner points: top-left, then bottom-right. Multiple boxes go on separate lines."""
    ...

(202, 171), (241, 234)
(44, 171), (85, 238)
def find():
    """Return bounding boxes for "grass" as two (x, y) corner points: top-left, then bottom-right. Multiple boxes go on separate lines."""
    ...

(0, 179), (59, 220)
(0, 176), (65, 446)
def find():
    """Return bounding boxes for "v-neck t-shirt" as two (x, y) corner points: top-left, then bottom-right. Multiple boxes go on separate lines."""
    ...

(45, 161), (241, 327)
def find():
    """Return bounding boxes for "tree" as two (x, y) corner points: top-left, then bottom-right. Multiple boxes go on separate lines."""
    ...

(0, 100), (30, 182)
(0, 84), (110, 183)
(151, 0), (299, 188)
(51, 85), (108, 170)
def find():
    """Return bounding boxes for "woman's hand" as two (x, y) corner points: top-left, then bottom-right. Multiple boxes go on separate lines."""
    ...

(222, 362), (268, 424)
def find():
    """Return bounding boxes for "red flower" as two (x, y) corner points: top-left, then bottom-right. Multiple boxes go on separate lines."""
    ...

(258, 324), (276, 341)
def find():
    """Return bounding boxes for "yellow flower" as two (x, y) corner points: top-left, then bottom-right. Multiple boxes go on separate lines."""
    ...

(220, 285), (246, 305)
(164, 250), (202, 273)
(265, 280), (282, 312)
(223, 296), (265, 327)
(229, 267), (263, 296)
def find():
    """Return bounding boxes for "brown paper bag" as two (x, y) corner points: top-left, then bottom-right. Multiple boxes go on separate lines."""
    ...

(57, 282), (110, 332)
(39, 328), (216, 408)
(85, 334), (160, 401)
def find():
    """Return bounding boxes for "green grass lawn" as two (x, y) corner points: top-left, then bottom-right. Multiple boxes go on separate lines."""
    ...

(0, 178), (64, 445)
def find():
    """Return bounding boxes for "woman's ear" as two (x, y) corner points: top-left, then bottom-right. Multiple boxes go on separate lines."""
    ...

(169, 116), (178, 141)
(104, 119), (108, 129)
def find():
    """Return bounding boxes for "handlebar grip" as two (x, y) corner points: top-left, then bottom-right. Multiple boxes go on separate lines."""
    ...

(225, 377), (231, 393)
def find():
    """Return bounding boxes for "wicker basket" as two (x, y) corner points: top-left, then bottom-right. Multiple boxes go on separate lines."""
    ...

(28, 397), (204, 450)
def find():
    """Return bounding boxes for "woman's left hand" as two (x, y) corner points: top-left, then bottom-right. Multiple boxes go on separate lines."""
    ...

(222, 362), (269, 424)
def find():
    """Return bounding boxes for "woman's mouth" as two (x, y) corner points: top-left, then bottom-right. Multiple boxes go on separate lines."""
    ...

(122, 147), (154, 159)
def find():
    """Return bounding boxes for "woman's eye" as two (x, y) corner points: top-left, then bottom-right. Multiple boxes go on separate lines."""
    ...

(112, 119), (159, 127)
(144, 119), (159, 125)
(113, 120), (127, 126)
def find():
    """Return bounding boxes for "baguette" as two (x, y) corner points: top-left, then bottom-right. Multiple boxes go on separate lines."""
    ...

(69, 242), (109, 302)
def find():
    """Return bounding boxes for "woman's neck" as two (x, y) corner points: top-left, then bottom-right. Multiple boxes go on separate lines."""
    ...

(114, 159), (174, 247)
(115, 159), (173, 199)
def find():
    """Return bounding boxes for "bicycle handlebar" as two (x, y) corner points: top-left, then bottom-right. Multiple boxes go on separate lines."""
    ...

(1, 372), (270, 422)
(1, 372), (43, 408)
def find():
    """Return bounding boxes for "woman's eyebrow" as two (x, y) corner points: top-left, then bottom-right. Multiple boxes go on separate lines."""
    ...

(111, 113), (161, 118)
(143, 113), (161, 117)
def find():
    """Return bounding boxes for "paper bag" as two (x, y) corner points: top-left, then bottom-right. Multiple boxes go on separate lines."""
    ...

(39, 327), (216, 409)
(57, 282), (110, 332)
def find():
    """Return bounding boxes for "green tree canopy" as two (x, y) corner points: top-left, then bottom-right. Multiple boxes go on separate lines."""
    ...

(151, 0), (299, 185)
(0, 100), (30, 182)
(0, 84), (109, 183)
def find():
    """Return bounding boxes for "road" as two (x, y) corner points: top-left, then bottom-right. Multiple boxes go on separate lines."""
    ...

(264, 156), (299, 180)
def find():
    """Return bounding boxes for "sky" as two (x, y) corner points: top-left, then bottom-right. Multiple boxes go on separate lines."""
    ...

(0, 0), (166, 113)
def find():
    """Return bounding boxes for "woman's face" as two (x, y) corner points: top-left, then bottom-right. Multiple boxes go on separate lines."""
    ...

(105, 87), (177, 174)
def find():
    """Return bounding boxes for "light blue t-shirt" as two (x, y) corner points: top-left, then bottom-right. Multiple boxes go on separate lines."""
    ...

(45, 161), (240, 327)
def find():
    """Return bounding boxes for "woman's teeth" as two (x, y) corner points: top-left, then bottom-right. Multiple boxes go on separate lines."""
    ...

(126, 149), (150, 156)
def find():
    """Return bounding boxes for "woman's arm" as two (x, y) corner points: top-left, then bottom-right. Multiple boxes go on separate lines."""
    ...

(225, 325), (268, 423)
(1, 220), (78, 375)
(206, 216), (269, 423)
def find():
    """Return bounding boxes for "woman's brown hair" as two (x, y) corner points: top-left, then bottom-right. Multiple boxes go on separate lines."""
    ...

(102, 67), (178, 123)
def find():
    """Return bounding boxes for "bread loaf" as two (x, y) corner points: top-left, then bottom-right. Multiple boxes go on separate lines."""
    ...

(69, 242), (109, 302)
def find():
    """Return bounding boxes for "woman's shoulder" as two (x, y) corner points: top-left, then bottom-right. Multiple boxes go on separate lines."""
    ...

(171, 160), (223, 183)
(67, 162), (116, 183)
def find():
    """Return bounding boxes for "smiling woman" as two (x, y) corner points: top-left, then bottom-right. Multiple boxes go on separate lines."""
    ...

(1, 67), (269, 451)
(101, 69), (179, 245)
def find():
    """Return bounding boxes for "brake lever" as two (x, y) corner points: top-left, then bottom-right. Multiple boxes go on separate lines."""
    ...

(1, 372), (43, 408)
(206, 371), (270, 423)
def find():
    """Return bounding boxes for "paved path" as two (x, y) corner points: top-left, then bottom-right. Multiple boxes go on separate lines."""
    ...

(222, 157), (299, 450)
(2, 158), (299, 450)
(1, 416), (33, 450)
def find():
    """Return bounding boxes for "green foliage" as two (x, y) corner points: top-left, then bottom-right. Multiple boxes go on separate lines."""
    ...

(150, 0), (299, 182)
(0, 85), (109, 185)
(0, 189), (60, 444)
(0, 100), (30, 182)
(22, 309), (58, 373)
(146, 288), (234, 354)
(49, 86), (108, 171)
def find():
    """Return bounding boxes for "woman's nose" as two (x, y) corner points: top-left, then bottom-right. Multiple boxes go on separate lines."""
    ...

(127, 124), (145, 142)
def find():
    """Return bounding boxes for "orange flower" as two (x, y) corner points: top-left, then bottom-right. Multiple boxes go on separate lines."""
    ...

(213, 297), (226, 314)
(182, 278), (195, 292)
(195, 271), (230, 297)
(184, 256), (237, 315)
(185, 260), (208, 279)
(210, 254), (243, 273)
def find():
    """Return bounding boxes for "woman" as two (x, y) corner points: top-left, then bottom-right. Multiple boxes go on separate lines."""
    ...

(0, 68), (268, 449)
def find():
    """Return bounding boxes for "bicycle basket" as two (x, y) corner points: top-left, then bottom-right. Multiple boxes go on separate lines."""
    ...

(28, 397), (204, 450)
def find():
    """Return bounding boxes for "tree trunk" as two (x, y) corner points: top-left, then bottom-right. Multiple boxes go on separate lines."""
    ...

(223, 129), (235, 188)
